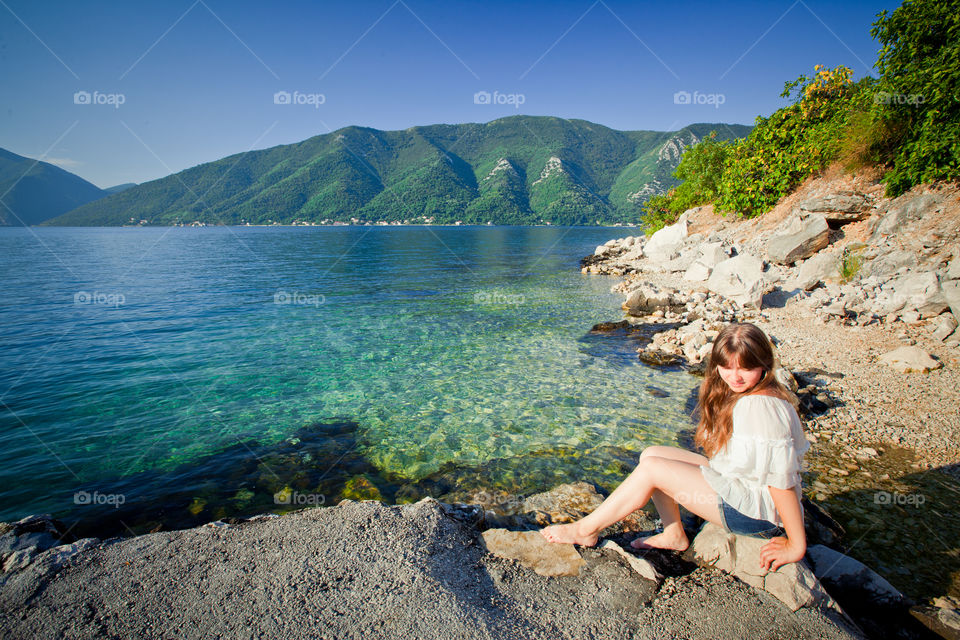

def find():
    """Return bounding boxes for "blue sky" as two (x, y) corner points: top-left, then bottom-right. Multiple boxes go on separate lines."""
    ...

(1, 0), (899, 188)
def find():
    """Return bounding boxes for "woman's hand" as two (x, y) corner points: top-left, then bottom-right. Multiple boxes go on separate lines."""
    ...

(759, 536), (806, 571)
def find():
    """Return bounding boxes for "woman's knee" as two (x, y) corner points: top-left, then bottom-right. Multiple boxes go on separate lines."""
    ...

(640, 446), (671, 460)
(640, 445), (707, 467)
(631, 453), (665, 478)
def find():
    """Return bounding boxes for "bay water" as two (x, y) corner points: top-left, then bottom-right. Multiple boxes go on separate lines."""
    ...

(0, 225), (699, 535)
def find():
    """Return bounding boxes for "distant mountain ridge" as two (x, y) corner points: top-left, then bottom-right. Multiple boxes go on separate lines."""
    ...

(104, 183), (138, 194)
(0, 149), (107, 226)
(45, 117), (751, 227)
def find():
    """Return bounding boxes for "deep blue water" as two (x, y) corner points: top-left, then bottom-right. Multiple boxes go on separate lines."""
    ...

(0, 225), (699, 535)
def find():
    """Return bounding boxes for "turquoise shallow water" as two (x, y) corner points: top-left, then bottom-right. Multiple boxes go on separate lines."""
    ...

(0, 225), (699, 532)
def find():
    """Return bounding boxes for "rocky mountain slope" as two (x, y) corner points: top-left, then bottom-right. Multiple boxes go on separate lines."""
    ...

(42, 117), (750, 227)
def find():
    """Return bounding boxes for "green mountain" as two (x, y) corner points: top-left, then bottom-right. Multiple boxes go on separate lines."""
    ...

(45, 117), (751, 227)
(0, 148), (107, 226)
(104, 183), (138, 194)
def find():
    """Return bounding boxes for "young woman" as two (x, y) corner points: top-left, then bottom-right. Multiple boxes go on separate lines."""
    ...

(540, 322), (809, 572)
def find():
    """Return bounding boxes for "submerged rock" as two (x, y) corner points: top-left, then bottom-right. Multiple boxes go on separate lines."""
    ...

(520, 482), (604, 523)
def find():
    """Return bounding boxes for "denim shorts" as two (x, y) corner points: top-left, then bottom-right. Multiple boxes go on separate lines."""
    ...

(717, 497), (785, 538)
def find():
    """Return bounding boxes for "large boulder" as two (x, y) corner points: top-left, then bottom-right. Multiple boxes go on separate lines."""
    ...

(683, 261), (713, 282)
(622, 283), (684, 316)
(862, 249), (916, 279)
(806, 545), (906, 606)
(683, 243), (728, 282)
(698, 242), (729, 268)
(932, 312), (958, 341)
(793, 251), (842, 291)
(870, 193), (941, 239)
(878, 346), (942, 373)
(706, 253), (767, 309)
(643, 219), (688, 262)
(889, 272), (949, 316)
(691, 523), (838, 612)
(799, 194), (871, 223)
(767, 214), (831, 265)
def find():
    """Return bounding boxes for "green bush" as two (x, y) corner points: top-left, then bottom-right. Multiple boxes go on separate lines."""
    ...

(639, 0), (960, 229)
(871, 0), (960, 195)
(715, 65), (866, 217)
(640, 132), (730, 234)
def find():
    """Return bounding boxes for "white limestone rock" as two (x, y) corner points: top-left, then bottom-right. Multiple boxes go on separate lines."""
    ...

(706, 253), (767, 309)
(643, 219), (688, 262)
(878, 346), (943, 373)
(767, 214), (831, 265)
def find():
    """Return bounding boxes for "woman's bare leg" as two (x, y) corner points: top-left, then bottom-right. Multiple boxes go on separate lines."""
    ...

(632, 446), (709, 549)
(539, 454), (722, 548)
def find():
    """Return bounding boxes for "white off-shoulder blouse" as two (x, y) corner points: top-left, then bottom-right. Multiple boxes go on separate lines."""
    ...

(699, 394), (809, 525)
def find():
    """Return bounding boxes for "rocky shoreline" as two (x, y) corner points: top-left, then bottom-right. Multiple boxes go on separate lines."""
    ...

(0, 495), (872, 640)
(3, 172), (959, 639)
(579, 169), (960, 634)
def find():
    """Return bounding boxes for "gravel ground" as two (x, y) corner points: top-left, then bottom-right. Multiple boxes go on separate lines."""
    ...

(0, 499), (864, 640)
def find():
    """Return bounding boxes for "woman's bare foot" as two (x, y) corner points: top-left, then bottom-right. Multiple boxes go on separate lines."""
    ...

(539, 521), (599, 547)
(629, 529), (689, 551)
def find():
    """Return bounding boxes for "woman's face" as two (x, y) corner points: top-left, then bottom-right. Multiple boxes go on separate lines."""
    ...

(716, 358), (765, 393)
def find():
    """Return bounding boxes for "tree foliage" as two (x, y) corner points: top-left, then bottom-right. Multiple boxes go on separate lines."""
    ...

(641, 132), (729, 234)
(871, 0), (960, 195)
(640, 0), (960, 227)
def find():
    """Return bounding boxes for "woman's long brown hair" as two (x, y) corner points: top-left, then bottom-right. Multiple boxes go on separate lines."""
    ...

(693, 322), (799, 458)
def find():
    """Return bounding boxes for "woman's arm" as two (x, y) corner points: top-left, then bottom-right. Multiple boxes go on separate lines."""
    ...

(759, 485), (807, 571)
